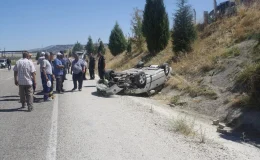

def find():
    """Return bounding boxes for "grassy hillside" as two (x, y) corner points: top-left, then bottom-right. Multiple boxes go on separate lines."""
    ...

(104, 4), (260, 131)
(106, 4), (260, 72)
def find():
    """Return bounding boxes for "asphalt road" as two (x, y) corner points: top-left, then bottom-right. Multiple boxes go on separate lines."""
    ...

(0, 66), (259, 160)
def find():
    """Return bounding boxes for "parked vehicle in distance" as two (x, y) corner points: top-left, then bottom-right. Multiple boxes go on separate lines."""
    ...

(0, 59), (7, 68)
(96, 61), (172, 96)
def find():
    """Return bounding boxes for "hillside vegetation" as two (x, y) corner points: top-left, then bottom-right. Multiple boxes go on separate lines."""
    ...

(105, 4), (260, 131)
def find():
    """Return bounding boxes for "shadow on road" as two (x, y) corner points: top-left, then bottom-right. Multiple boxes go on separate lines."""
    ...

(91, 92), (113, 98)
(0, 95), (19, 98)
(84, 85), (96, 88)
(219, 130), (260, 149)
(0, 98), (20, 102)
(0, 107), (28, 112)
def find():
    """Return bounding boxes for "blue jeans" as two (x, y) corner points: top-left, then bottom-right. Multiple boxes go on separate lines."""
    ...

(43, 74), (52, 100)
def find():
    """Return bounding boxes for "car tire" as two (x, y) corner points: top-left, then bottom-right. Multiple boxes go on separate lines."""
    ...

(160, 63), (170, 76)
(135, 72), (147, 88)
(105, 69), (115, 81)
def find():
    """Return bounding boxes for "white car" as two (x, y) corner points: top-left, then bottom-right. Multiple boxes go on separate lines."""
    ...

(0, 59), (7, 68)
(96, 62), (172, 96)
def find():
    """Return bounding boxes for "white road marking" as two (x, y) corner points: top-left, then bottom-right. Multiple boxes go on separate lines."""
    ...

(46, 95), (59, 160)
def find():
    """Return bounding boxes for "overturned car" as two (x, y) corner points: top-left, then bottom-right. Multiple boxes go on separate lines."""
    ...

(96, 62), (172, 96)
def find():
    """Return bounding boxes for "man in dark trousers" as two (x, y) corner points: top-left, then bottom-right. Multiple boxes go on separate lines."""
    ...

(71, 53), (86, 91)
(89, 53), (95, 80)
(53, 53), (64, 93)
(6, 58), (11, 70)
(97, 52), (105, 80)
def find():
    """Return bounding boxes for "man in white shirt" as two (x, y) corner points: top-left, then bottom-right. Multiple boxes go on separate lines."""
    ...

(42, 52), (53, 101)
(37, 52), (45, 91)
(28, 53), (36, 93)
(14, 52), (36, 112)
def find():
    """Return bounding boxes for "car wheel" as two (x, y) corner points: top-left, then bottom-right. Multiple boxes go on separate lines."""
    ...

(161, 63), (170, 76)
(135, 72), (147, 88)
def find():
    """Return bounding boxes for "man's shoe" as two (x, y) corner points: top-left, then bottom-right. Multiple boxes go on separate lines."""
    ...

(44, 98), (52, 102)
(64, 78), (68, 80)
(61, 89), (65, 92)
(28, 106), (33, 112)
(78, 89), (82, 91)
(21, 104), (25, 108)
(72, 88), (76, 91)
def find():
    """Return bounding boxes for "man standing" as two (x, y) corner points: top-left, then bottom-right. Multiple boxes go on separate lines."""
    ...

(71, 53), (86, 91)
(42, 53), (53, 101)
(37, 52), (45, 90)
(13, 52), (36, 112)
(6, 58), (11, 70)
(60, 51), (68, 80)
(53, 53), (64, 93)
(89, 53), (95, 80)
(49, 52), (55, 99)
(98, 52), (106, 80)
(28, 54), (36, 94)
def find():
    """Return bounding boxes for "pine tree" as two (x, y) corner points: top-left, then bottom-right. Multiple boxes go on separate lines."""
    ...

(85, 36), (94, 54)
(131, 8), (145, 52)
(72, 41), (83, 54)
(108, 22), (127, 56)
(172, 0), (196, 54)
(142, 0), (170, 55)
(36, 52), (41, 60)
(127, 40), (132, 53)
(98, 40), (106, 54)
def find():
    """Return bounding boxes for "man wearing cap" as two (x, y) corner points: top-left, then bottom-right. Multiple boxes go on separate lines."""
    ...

(42, 53), (53, 101)
(37, 52), (45, 91)
(53, 52), (64, 93)
(13, 52), (36, 112)
(71, 53), (86, 91)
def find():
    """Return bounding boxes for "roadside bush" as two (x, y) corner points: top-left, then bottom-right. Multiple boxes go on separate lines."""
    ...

(235, 63), (260, 108)
(171, 116), (196, 136)
(221, 47), (240, 58)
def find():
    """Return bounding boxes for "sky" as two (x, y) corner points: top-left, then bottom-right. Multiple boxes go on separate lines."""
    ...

(0, 0), (227, 50)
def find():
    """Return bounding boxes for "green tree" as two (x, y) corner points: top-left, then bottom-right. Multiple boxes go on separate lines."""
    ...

(68, 49), (72, 57)
(108, 22), (127, 56)
(131, 8), (145, 51)
(127, 40), (132, 53)
(72, 41), (83, 54)
(172, 0), (196, 54)
(36, 52), (41, 60)
(98, 40), (106, 54)
(142, 0), (170, 55)
(85, 36), (95, 54)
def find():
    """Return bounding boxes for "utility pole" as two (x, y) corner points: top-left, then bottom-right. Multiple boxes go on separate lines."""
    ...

(214, 0), (217, 20)
(204, 11), (209, 25)
(193, 9), (196, 24)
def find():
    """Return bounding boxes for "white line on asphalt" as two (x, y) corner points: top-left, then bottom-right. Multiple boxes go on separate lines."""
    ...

(46, 95), (59, 160)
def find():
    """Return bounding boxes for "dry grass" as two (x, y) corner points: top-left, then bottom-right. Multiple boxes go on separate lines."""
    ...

(172, 4), (260, 76)
(170, 95), (180, 105)
(171, 116), (196, 136)
(184, 85), (218, 100)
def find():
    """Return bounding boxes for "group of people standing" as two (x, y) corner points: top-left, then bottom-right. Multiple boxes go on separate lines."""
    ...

(13, 51), (106, 112)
